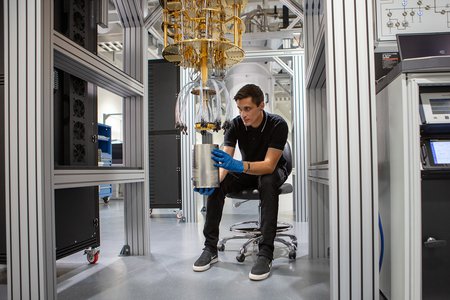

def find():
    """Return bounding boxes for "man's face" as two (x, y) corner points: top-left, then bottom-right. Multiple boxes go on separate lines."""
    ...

(236, 96), (264, 127)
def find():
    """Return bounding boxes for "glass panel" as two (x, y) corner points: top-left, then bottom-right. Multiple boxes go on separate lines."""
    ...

(97, 87), (124, 166)
(97, 2), (124, 70)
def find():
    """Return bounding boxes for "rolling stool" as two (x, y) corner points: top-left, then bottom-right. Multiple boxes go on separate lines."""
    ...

(217, 142), (297, 262)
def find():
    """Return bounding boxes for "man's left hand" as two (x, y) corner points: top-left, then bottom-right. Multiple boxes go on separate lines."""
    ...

(211, 148), (244, 173)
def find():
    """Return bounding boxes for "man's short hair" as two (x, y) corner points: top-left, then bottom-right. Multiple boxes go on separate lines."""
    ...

(234, 84), (264, 106)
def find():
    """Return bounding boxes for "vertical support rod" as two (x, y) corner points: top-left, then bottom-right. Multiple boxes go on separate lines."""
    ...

(119, 0), (149, 255)
(323, 0), (378, 298)
(180, 69), (197, 222)
(292, 55), (308, 222)
(5, 0), (56, 298)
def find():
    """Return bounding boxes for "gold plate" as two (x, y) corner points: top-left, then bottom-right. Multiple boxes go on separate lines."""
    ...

(166, 1), (182, 11)
(191, 86), (217, 96)
(164, 39), (244, 68)
(195, 122), (219, 131)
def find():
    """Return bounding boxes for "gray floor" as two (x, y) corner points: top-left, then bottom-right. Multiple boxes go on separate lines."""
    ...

(0, 199), (330, 300)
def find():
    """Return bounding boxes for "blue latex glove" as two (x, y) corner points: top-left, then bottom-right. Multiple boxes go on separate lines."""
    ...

(211, 148), (244, 173)
(194, 187), (215, 196)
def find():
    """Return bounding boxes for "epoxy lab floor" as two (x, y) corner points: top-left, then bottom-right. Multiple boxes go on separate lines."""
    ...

(0, 197), (330, 300)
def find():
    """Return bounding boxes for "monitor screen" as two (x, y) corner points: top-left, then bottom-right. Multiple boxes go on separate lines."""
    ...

(430, 140), (450, 164)
(429, 98), (450, 115)
(397, 33), (450, 60)
(112, 143), (123, 164)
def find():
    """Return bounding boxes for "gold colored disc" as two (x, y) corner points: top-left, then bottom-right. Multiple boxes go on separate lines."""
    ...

(195, 122), (219, 131)
(191, 86), (217, 96)
(163, 39), (245, 68)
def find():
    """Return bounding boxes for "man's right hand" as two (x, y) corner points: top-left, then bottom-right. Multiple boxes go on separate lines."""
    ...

(194, 187), (215, 196)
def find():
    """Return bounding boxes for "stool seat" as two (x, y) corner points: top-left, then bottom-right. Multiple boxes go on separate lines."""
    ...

(226, 183), (293, 200)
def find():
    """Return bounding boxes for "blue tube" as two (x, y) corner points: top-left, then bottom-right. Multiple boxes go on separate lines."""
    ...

(379, 213), (384, 272)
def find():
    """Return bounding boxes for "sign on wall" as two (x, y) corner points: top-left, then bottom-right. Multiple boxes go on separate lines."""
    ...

(377, 0), (450, 41)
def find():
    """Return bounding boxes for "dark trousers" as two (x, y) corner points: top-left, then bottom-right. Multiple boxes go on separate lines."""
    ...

(203, 167), (288, 260)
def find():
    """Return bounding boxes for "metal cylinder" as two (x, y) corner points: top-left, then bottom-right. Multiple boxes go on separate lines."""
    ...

(192, 144), (219, 188)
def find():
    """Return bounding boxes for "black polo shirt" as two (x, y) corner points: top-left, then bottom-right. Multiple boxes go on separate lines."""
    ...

(224, 111), (288, 171)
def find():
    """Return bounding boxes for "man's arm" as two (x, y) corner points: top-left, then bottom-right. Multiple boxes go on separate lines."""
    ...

(242, 147), (283, 175)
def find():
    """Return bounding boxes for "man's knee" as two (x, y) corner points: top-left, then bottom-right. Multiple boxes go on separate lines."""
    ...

(258, 173), (279, 190)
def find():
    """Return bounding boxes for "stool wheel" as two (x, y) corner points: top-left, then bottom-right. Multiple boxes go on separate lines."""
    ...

(218, 244), (225, 252)
(236, 253), (245, 262)
(288, 250), (296, 260)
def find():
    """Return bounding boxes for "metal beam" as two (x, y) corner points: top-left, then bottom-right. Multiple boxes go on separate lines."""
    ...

(144, 6), (163, 29)
(148, 26), (164, 44)
(309, 0), (378, 297)
(180, 68), (197, 223)
(245, 48), (304, 59)
(114, 0), (145, 27)
(119, 0), (149, 256)
(53, 169), (146, 189)
(291, 55), (308, 222)
(5, 0), (56, 298)
(225, 29), (302, 41)
(275, 79), (292, 95)
(53, 32), (144, 97)
(287, 15), (302, 30)
(98, 0), (109, 28)
(280, 0), (304, 19)
(273, 56), (294, 77)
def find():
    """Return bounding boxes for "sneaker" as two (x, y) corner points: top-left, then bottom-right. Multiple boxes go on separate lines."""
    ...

(249, 256), (272, 281)
(193, 249), (218, 272)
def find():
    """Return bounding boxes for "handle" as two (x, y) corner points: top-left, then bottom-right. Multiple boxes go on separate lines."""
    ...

(424, 237), (447, 248)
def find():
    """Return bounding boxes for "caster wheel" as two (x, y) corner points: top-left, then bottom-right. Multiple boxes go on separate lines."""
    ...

(181, 217), (186, 222)
(200, 206), (206, 213)
(236, 253), (245, 262)
(87, 251), (99, 264)
(218, 244), (225, 252)
(176, 211), (183, 219)
(102, 196), (110, 204)
(288, 251), (296, 260)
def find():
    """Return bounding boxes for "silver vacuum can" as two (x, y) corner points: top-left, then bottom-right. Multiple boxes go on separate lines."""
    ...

(192, 144), (219, 188)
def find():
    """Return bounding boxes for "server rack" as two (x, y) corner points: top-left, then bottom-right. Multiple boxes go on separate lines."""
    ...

(55, 187), (100, 260)
(148, 60), (182, 213)
(53, 0), (101, 262)
(377, 57), (450, 299)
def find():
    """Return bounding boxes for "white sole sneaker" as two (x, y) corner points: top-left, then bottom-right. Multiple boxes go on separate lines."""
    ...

(192, 257), (218, 272)
(249, 270), (271, 281)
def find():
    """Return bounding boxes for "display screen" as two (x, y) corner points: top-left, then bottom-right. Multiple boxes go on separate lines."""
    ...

(398, 33), (450, 60)
(430, 98), (450, 115)
(430, 140), (450, 164)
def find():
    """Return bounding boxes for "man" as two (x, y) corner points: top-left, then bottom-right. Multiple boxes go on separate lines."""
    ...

(193, 84), (289, 281)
